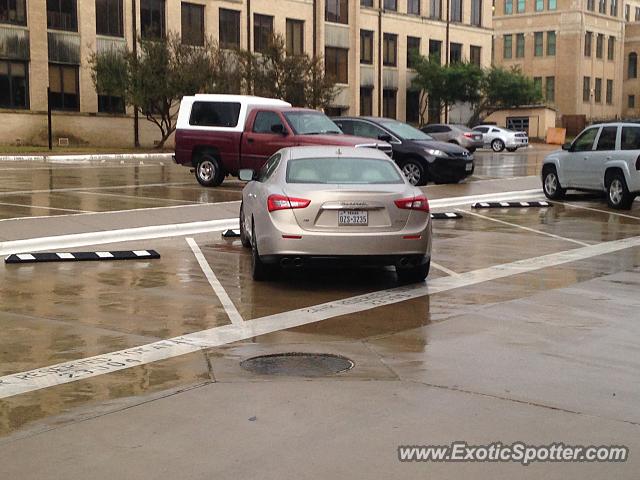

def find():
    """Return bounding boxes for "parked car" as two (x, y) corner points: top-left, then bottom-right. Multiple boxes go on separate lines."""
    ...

(332, 116), (474, 186)
(541, 122), (640, 210)
(420, 124), (483, 152)
(472, 125), (529, 152)
(174, 94), (392, 187)
(239, 146), (432, 282)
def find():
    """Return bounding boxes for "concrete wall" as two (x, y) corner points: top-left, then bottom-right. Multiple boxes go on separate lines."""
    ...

(484, 107), (557, 139)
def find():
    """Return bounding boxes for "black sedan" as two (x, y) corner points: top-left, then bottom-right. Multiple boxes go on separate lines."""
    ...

(332, 117), (474, 186)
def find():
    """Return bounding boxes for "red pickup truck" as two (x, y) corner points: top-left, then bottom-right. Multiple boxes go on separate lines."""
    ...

(174, 94), (392, 187)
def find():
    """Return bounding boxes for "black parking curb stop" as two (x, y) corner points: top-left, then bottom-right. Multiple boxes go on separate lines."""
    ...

(222, 229), (241, 238)
(4, 250), (161, 264)
(471, 201), (551, 209)
(431, 212), (463, 219)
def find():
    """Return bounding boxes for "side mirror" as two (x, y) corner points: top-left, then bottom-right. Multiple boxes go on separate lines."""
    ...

(238, 169), (255, 182)
(378, 134), (392, 142)
(271, 124), (287, 135)
(561, 142), (572, 151)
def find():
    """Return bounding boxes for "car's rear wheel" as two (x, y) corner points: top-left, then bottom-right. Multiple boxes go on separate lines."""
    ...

(251, 224), (276, 281)
(506, 147), (517, 152)
(542, 166), (566, 200)
(239, 203), (251, 248)
(606, 172), (634, 210)
(396, 260), (430, 284)
(195, 154), (224, 187)
(401, 159), (427, 186)
(491, 139), (505, 152)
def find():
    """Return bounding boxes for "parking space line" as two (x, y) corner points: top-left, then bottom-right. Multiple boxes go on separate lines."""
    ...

(0, 182), (196, 196)
(558, 201), (640, 221)
(186, 237), (244, 326)
(2, 233), (640, 400)
(0, 201), (93, 214)
(76, 190), (201, 205)
(430, 262), (460, 276)
(457, 208), (591, 247)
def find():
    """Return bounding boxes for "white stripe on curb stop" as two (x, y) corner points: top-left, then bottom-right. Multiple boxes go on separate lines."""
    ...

(1, 234), (639, 400)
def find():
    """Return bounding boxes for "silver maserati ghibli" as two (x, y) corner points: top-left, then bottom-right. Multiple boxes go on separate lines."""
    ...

(238, 146), (432, 282)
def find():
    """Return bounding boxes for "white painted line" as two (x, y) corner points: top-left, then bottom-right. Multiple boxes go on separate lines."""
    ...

(430, 261), (460, 277)
(76, 190), (201, 205)
(428, 189), (543, 209)
(445, 213), (457, 218)
(0, 218), (239, 256)
(558, 201), (640, 221)
(95, 252), (114, 258)
(56, 253), (74, 259)
(500, 202), (510, 207)
(16, 254), (35, 261)
(458, 208), (591, 247)
(133, 250), (150, 257)
(186, 237), (244, 326)
(520, 202), (530, 207)
(1, 234), (639, 399)
(0, 201), (92, 214)
(0, 182), (196, 197)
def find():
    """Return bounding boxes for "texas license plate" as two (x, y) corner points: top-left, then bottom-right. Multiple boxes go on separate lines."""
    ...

(339, 210), (368, 225)
(465, 162), (473, 171)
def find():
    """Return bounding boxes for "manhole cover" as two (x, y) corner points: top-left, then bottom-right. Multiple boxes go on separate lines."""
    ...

(240, 353), (354, 377)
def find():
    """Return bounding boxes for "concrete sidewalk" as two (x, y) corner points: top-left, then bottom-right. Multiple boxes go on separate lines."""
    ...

(0, 152), (174, 163)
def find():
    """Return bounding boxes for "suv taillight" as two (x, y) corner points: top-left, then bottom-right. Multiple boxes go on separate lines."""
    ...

(394, 195), (430, 212)
(267, 194), (311, 212)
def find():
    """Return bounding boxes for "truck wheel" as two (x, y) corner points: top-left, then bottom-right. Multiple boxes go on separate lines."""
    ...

(239, 204), (251, 248)
(401, 159), (427, 186)
(542, 166), (566, 200)
(491, 139), (505, 152)
(606, 172), (634, 210)
(195, 154), (224, 187)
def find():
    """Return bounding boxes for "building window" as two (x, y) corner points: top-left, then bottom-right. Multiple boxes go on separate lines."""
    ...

(533, 76), (542, 94)
(286, 19), (304, 56)
(629, 52), (638, 78)
(407, 36), (420, 69)
(98, 94), (125, 114)
(141, 0), (165, 39)
(505, 0), (513, 14)
(408, 0), (420, 14)
(0, 60), (28, 109)
(607, 36), (615, 60)
(606, 79), (613, 104)
(470, 45), (481, 66)
(96, 0), (123, 37)
(517, 0), (525, 12)
(598, 0), (605, 14)
(534, 32), (543, 56)
(583, 77), (590, 102)
(360, 87), (373, 115)
(383, 89), (396, 119)
(471, 0), (482, 25)
(625, 3), (630, 20)
(1, 0), (26, 26)
(636, 6), (640, 20)
(429, 39), (442, 63)
(361, 0), (374, 6)
(610, 0), (617, 16)
(629, 95), (635, 108)
(326, 0), (348, 24)
(450, 42), (462, 63)
(254, 14), (273, 53)
(430, 0), (442, 18)
(516, 33), (524, 58)
(548, 0), (556, 8)
(181, 3), (204, 46)
(47, 0), (77, 31)
(219, 9), (240, 49)
(547, 31), (556, 55)
(596, 34), (604, 58)
(49, 63), (78, 111)
(587, 0), (595, 10)
(545, 76), (555, 102)
(503, 34), (513, 59)
(585, 32), (592, 57)
(406, 89), (420, 124)
(383, 33), (397, 66)
(594, 77), (602, 102)
(360, 30), (374, 64)
(451, 0), (462, 21)
(325, 47), (348, 83)
(535, 0), (543, 10)
(384, 0), (397, 10)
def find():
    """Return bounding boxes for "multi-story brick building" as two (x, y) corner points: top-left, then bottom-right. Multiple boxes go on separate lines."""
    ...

(493, 0), (640, 128)
(0, 0), (493, 147)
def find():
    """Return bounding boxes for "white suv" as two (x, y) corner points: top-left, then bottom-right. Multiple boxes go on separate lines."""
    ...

(541, 122), (640, 209)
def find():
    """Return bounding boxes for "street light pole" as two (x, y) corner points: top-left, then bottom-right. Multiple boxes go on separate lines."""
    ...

(132, 0), (140, 147)
(444, 0), (450, 123)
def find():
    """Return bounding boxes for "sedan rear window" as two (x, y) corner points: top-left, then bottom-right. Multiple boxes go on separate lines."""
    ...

(286, 157), (404, 184)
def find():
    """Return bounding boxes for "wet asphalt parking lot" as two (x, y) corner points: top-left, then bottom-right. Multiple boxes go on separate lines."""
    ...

(0, 146), (640, 479)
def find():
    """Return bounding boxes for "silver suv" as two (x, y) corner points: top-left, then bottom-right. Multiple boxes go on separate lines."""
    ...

(542, 122), (640, 209)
